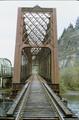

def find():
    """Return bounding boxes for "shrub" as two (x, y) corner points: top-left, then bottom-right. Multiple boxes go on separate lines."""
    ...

(60, 65), (79, 93)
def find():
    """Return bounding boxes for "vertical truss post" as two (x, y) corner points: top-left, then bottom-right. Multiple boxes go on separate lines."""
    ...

(50, 9), (59, 93)
(13, 8), (23, 88)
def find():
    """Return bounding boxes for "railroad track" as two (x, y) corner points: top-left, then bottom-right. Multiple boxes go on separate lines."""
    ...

(6, 75), (78, 120)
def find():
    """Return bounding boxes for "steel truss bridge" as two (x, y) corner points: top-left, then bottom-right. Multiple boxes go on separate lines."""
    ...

(0, 6), (78, 120)
(13, 6), (59, 93)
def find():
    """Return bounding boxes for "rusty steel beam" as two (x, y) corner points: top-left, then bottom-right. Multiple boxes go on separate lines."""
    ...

(22, 6), (53, 13)
(13, 8), (23, 84)
(50, 9), (59, 84)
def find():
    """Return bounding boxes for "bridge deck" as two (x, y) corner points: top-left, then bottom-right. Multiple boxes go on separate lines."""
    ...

(6, 75), (78, 120)
(22, 75), (57, 118)
(14, 75), (58, 119)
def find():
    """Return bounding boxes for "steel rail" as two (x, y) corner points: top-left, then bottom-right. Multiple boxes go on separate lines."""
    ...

(7, 76), (32, 116)
(43, 83), (72, 116)
(7, 75), (72, 120)
(37, 76), (64, 120)
(19, 75), (60, 120)
(15, 75), (60, 120)
(15, 81), (32, 120)
(38, 75), (72, 120)
(41, 82), (64, 120)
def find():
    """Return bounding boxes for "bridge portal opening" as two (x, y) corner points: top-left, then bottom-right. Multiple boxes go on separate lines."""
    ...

(21, 47), (51, 83)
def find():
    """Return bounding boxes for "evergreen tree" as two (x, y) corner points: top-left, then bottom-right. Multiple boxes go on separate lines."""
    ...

(75, 17), (79, 29)
(67, 23), (74, 31)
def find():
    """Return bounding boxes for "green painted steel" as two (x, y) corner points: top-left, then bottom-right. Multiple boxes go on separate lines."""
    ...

(0, 58), (12, 78)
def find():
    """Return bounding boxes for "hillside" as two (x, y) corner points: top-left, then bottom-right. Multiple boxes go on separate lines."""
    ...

(58, 17), (79, 92)
(58, 21), (79, 68)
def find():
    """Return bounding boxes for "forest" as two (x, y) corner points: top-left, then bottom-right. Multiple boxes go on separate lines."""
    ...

(59, 17), (79, 93)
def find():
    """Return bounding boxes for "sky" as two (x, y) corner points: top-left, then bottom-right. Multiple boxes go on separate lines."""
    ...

(0, 1), (79, 66)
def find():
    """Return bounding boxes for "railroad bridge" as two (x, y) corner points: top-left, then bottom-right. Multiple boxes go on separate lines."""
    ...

(13, 6), (59, 93)
(1, 6), (78, 120)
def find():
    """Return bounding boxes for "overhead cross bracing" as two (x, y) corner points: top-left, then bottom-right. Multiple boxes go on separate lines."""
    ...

(23, 11), (51, 54)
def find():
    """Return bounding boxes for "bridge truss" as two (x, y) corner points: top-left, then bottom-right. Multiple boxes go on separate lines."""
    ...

(13, 6), (59, 93)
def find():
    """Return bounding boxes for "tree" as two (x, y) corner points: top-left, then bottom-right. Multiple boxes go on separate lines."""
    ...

(75, 17), (79, 29)
(67, 23), (74, 31)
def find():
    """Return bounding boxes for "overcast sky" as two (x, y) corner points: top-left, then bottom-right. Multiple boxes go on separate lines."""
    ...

(0, 1), (79, 66)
